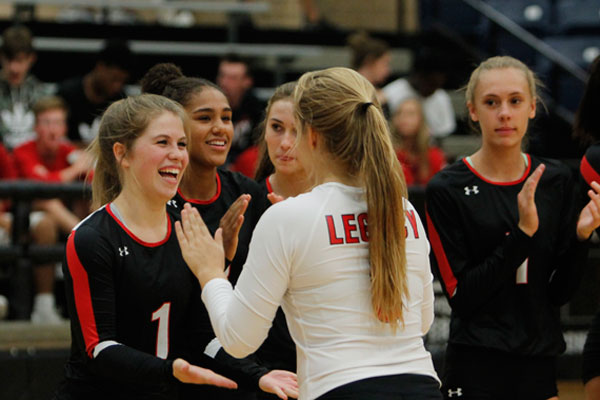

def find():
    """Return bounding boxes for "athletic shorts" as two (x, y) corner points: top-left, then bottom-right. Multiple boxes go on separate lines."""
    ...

(317, 373), (442, 400)
(583, 311), (600, 383)
(442, 343), (557, 400)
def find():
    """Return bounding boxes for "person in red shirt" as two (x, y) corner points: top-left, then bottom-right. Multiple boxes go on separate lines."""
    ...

(391, 98), (446, 186)
(13, 95), (93, 323)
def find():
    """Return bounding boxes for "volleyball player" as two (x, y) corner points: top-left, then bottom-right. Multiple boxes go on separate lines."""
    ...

(574, 54), (600, 400)
(54, 94), (237, 399)
(426, 56), (600, 400)
(177, 67), (442, 400)
(140, 64), (298, 400)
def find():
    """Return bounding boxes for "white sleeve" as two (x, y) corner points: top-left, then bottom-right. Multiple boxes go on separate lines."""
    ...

(423, 90), (456, 138)
(421, 268), (435, 336)
(201, 207), (291, 359)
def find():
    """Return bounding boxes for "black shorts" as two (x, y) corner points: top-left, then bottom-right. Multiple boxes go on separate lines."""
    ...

(317, 373), (442, 400)
(583, 311), (600, 383)
(442, 343), (557, 400)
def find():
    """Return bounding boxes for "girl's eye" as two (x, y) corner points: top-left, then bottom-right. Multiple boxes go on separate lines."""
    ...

(222, 116), (231, 122)
(511, 98), (522, 105)
(271, 123), (283, 132)
(484, 99), (496, 106)
(157, 140), (168, 145)
(178, 141), (187, 148)
(197, 115), (211, 122)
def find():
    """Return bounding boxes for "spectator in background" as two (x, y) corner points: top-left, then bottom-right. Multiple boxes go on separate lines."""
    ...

(216, 54), (265, 167)
(13, 95), (93, 323)
(384, 47), (456, 140)
(347, 31), (391, 108)
(0, 142), (16, 320)
(0, 24), (51, 149)
(57, 38), (132, 147)
(391, 98), (446, 186)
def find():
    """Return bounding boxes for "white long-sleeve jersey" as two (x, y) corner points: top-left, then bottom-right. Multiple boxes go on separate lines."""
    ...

(202, 182), (439, 399)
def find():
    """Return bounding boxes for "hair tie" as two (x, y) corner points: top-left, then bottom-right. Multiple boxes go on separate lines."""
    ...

(360, 102), (373, 113)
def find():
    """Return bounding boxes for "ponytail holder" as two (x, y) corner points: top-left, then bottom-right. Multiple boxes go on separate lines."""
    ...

(360, 102), (373, 113)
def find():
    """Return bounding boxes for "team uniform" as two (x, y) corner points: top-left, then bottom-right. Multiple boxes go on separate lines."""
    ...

(201, 182), (441, 400)
(426, 154), (589, 399)
(580, 144), (600, 384)
(168, 169), (271, 399)
(251, 177), (297, 400)
(54, 204), (213, 400)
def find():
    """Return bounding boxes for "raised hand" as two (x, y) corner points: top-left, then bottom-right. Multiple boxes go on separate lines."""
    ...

(577, 181), (600, 240)
(517, 164), (545, 237)
(258, 369), (299, 399)
(220, 194), (250, 261)
(172, 358), (237, 389)
(175, 203), (226, 286)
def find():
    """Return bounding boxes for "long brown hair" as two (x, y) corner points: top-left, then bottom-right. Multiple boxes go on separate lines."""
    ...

(89, 94), (189, 209)
(294, 67), (408, 325)
(392, 98), (431, 182)
(254, 81), (296, 181)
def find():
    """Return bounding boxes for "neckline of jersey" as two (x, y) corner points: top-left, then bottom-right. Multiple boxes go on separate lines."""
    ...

(106, 203), (172, 247)
(462, 153), (532, 186)
(177, 171), (221, 205)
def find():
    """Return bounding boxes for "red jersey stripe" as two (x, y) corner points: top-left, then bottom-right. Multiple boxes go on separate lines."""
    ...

(581, 155), (600, 187)
(66, 231), (100, 358)
(426, 208), (457, 298)
(177, 172), (221, 204)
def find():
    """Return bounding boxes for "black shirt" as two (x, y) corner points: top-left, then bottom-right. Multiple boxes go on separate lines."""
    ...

(426, 154), (588, 356)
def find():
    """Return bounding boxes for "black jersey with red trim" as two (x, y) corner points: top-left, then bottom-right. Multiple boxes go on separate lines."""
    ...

(426, 154), (588, 356)
(58, 204), (213, 399)
(167, 169), (270, 286)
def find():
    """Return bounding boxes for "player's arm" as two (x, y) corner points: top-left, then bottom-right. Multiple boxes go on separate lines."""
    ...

(65, 226), (235, 389)
(178, 203), (289, 358)
(425, 180), (531, 318)
(548, 171), (592, 305)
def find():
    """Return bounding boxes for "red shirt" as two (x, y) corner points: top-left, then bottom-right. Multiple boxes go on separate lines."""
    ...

(0, 143), (16, 180)
(231, 145), (259, 179)
(396, 146), (446, 186)
(13, 140), (77, 182)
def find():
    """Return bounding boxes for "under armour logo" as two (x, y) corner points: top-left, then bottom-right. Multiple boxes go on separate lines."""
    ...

(167, 199), (178, 208)
(464, 185), (479, 195)
(448, 387), (463, 397)
(118, 246), (129, 257)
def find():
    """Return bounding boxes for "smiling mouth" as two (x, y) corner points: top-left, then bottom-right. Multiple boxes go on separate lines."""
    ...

(158, 168), (180, 180)
(206, 139), (227, 147)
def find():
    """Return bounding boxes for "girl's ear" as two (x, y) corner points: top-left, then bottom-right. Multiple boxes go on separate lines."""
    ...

(307, 126), (319, 150)
(467, 100), (479, 122)
(113, 142), (129, 168)
(529, 98), (537, 119)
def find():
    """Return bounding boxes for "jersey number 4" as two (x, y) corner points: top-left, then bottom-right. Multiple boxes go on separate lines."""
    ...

(152, 302), (171, 359)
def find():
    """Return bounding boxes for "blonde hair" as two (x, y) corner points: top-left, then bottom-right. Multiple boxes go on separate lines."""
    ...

(89, 94), (189, 209)
(254, 81), (296, 181)
(294, 67), (408, 325)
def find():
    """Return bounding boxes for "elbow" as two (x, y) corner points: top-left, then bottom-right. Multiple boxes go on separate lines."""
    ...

(221, 342), (253, 359)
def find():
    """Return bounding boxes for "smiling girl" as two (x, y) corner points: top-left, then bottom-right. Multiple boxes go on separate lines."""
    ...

(426, 56), (600, 400)
(140, 64), (297, 400)
(54, 94), (237, 399)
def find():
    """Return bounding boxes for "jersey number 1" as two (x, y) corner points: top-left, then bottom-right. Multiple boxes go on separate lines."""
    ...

(152, 302), (171, 359)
